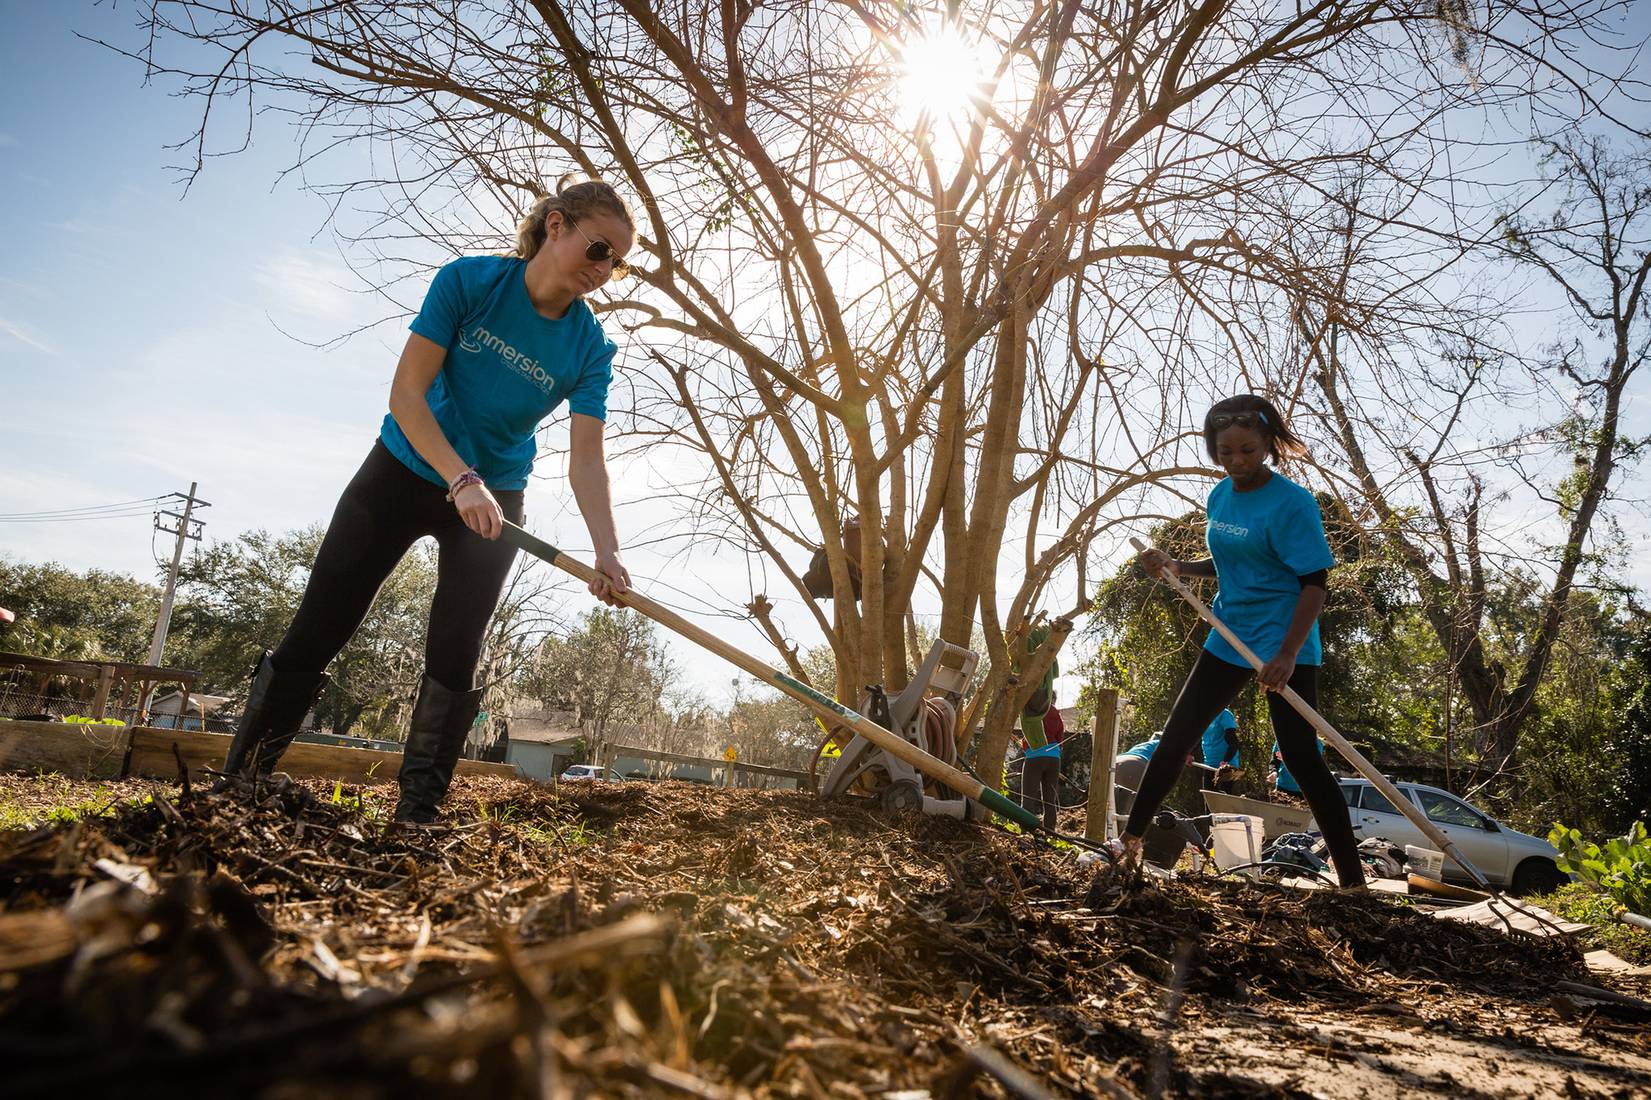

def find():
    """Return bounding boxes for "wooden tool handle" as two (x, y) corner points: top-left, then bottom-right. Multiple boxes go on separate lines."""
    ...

(500, 522), (1040, 830)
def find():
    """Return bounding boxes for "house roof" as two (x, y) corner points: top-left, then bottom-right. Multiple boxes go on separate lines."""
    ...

(508, 716), (583, 745)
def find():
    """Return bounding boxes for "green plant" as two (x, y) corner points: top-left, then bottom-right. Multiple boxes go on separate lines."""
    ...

(1550, 820), (1651, 915)
(474, 798), (521, 826)
(519, 819), (591, 848)
(329, 781), (362, 812)
(62, 715), (126, 726)
(1528, 882), (1651, 965)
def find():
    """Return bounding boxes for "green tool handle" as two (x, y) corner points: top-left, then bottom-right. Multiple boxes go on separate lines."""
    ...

(499, 521), (1040, 831)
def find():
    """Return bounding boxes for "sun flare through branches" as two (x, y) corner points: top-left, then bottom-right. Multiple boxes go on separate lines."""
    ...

(895, 21), (993, 132)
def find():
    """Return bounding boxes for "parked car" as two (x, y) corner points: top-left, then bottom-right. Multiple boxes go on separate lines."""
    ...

(1338, 778), (1566, 894)
(559, 764), (622, 783)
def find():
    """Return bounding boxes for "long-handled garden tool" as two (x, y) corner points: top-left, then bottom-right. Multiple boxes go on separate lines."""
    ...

(1130, 536), (1495, 891)
(500, 522), (1064, 839)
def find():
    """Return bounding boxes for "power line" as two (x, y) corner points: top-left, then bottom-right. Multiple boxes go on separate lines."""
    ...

(0, 508), (169, 524)
(0, 495), (172, 520)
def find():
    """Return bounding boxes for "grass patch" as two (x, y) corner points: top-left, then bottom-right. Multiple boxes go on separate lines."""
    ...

(0, 781), (148, 831)
(515, 819), (594, 849)
(1528, 881), (1651, 965)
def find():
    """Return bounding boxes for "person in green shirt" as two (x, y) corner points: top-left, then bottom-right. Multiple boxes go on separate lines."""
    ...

(1016, 625), (1061, 830)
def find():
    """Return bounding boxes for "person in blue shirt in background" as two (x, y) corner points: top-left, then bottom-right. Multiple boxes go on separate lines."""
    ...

(1016, 625), (1063, 830)
(1112, 731), (1164, 820)
(1018, 701), (1065, 831)
(1201, 708), (1241, 793)
(1269, 737), (1325, 796)
(216, 176), (638, 823)
(1124, 395), (1365, 889)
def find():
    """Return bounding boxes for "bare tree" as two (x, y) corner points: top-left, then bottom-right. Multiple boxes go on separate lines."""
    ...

(1306, 136), (1651, 783)
(518, 606), (678, 762)
(113, 0), (1643, 788)
(468, 556), (581, 757)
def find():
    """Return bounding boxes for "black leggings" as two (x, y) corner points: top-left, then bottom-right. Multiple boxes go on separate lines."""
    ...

(1124, 650), (1364, 887)
(272, 441), (524, 691)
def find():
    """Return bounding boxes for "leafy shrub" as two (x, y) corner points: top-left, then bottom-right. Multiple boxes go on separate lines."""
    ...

(1527, 882), (1651, 965)
(1550, 820), (1651, 915)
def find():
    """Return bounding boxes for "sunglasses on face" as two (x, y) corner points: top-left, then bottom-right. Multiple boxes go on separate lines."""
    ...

(568, 218), (632, 278)
(1209, 410), (1269, 431)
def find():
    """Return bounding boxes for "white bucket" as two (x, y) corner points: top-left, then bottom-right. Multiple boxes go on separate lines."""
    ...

(1209, 814), (1264, 878)
(1405, 845), (1444, 881)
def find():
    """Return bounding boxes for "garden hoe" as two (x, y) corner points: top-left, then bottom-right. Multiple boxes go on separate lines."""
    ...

(498, 522), (1100, 851)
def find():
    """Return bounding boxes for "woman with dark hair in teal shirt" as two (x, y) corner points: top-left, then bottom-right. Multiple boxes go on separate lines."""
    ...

(214, 177), (637, 823)
(1125, 395), (1364, 888)
(1201, 708), (1240, 793)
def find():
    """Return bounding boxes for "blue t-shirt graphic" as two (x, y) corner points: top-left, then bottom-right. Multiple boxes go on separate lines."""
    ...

(1203, 472), (1335, 667)
(1201, 708), (1240, 768)
(381, 256), (617, 490)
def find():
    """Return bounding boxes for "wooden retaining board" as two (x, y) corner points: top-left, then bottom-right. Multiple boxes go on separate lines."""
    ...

(0, 719), (518, 785)
(127, 727), (519, 785)
(0, 719), (129, 780)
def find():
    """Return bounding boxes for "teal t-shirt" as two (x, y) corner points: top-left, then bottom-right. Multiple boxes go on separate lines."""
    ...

(1271, 738), (1323, 793)
(1203, 472), (1335, 667)
(1201, 709), (1239, 768)
(380, 255), (617, 490)
(1119, 737), (1161, 762)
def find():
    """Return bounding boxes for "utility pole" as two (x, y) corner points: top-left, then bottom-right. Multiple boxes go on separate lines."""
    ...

(146, 482), (208, 669)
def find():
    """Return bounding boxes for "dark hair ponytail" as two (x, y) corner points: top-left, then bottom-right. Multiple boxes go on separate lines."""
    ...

(1202, 394), (1308, 467)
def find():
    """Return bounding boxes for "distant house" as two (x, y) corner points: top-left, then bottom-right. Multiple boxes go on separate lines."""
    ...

(504, 704), (583, 781)
(148, 691), (230, 732)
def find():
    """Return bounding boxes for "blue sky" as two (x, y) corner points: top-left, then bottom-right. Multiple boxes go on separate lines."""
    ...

(0, 3), (394, 564)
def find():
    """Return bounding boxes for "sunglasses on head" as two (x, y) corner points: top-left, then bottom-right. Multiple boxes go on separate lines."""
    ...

(1209, 410), (1269, 431)
(567, 217), (632, 278)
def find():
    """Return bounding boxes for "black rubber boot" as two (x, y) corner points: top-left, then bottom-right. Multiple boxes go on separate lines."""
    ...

(394, 674), (484, 824)
(212, 651), (329, 792)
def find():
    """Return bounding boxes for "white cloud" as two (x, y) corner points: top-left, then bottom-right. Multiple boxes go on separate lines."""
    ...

(0, 316), (56, 355)
(252, 250), (375, 326)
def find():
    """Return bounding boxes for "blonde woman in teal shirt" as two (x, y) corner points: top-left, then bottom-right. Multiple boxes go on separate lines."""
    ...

(217, 177), (636, 823)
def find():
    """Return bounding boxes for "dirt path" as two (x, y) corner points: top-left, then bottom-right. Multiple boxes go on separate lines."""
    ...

(1, 773), (1646, 1098)
(1171, 999), (1651, 1098)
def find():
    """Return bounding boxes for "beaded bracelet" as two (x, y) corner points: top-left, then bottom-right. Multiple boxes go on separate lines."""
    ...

(446, 469), (484, 502)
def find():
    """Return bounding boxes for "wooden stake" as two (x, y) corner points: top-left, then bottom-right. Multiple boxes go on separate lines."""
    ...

(1085, 688), (1120, 841)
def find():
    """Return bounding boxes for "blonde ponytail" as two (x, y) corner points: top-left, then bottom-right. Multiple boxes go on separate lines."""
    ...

(514, 174), (634, 259)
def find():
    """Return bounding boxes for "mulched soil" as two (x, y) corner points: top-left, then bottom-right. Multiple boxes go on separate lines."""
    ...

(0, 774), (1646, 1099)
